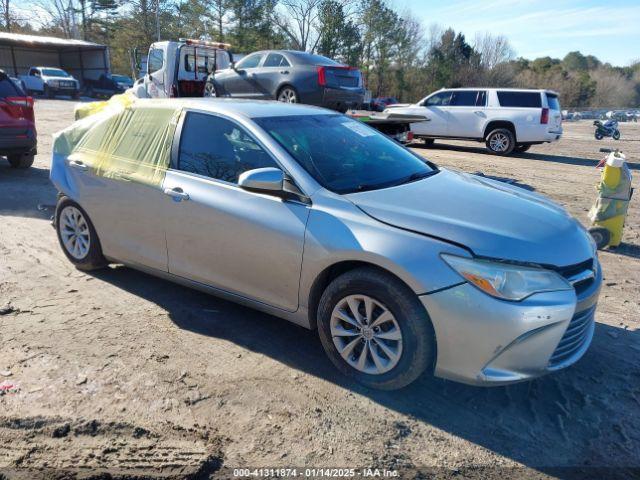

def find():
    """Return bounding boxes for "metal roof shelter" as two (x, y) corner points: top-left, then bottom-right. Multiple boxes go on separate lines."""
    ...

(0, 32), (110, 83)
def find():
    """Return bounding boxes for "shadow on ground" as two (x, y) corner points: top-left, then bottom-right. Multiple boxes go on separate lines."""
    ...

(0, 163), (57, 219)
(91, 265), (640, 479)
(411, 142), (640, 171)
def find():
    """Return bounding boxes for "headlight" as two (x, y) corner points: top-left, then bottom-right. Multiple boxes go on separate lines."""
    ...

(442, 254), (572, 301)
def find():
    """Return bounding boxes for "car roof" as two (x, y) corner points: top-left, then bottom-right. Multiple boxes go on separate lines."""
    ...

(440, 87), (558, 94)
(133, 98), (335, 119)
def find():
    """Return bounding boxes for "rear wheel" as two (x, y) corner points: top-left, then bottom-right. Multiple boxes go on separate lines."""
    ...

(594, 131), (603, 140)
(485, 128), (515, 155)
(613, 130), (621, 140)
(317, 267), (435, 390)
(277, 86), (298, 104)
(204, 81), (217, 97)
(7, 153), (34, 169)
(55, 198), (107, 271)
(589, 227), (611, 250)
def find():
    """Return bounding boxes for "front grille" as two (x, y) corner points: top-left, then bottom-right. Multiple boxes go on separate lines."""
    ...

(548, 305), (595, 368)
(556, 258), (596, 295)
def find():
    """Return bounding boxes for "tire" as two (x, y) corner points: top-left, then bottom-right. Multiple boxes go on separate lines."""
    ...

(422, 138), (435, 147)
(7, 153), (34, 169)
(589, 227), (611, 250)
(203, 81), (217, 98)
(594, 131), (603, 140)
(485, 128), (515, 155)
(277, 86), (298, 104)
(613, 130), (621, 140)
(44, 85), (54, 99)
(317, 267), (435, 390)
(55, 197), (107, 271)
(514, 144), (531, 153)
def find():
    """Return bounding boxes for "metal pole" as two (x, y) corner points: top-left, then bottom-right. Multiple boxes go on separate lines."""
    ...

(155, 0), (160, 41)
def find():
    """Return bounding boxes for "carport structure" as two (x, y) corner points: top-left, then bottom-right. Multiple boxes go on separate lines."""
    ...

(0, 32), (110, 84)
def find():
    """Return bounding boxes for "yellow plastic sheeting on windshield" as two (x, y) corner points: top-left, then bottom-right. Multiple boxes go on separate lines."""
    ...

(70, 104), (181, 187)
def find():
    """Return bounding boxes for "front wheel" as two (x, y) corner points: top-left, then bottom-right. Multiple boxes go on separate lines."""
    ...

(7, 153), (34, 169)
(317, 267), (435, 390)
(514, 144), (531, 153)
(613, 130), (621, 140)
(485, 128), (515, 155)
(589, 227), (611, 250)
(55, 198), (107, 271)
(277, 86), (298, 104)
(44, 85), (54, 99)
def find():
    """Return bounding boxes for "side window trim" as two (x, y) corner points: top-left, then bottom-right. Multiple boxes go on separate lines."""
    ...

(172, 109), (289, 188)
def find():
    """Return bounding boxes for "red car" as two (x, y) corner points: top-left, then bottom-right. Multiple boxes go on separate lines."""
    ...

(1, 70), (36, 169)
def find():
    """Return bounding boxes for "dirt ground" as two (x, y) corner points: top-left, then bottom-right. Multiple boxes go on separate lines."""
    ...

(1, 99), (639, 480)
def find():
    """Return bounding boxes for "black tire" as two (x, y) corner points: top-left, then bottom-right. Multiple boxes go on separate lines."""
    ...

(277, 86), (298, 104)
(613, 130), (621, 140)
(589, 227), (611, 250)
(44, 85), (54, 99)
(7, 153), (34, 169)
(514, 144), (531, 153)
(55, 197), (107, 271)
(485, 128), (515, 155)
(594, 131), (603, 140)
(203, 81), (217, 98)
(317, 267), (435, 390)
(422, 138), (435, 147)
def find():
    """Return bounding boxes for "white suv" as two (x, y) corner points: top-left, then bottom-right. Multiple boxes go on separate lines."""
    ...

(385, 88), (563, 155)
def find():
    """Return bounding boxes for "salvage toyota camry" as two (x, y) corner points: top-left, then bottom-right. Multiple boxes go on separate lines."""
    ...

(51, 98), (601, 390)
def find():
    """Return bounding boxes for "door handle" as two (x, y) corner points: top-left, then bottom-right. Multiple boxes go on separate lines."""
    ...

(163, 187), (190, 202)
(280, 70), (289, 74)
(474, 111), (485, 116)
(69, 159), (87, 171)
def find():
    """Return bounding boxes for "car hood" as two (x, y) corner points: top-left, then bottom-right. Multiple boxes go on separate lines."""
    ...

(345, 169), (593, 267)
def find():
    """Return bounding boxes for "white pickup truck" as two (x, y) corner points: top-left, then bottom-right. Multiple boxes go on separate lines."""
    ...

(385, 88), (563, 155)
(19, 67), (80, 99)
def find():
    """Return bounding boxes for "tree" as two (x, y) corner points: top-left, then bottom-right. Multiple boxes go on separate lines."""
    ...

(272, 0), (322, 51)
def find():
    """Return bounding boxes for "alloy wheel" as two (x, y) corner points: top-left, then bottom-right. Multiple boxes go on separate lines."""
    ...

(489, 133), (509, 152)
(330, 294), (403, 375)
(59, 206), (91, 260)
(278, 88), (297, 103)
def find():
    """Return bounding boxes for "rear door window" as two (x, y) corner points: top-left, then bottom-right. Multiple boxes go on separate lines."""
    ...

(264, 53), (290, 68)
(450, 90), (482, 107)
(177, 112), (278, 184)
(546, 93), (561, 110)
(497, 91), (542, 108)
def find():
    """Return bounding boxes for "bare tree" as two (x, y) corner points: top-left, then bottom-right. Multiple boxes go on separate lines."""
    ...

(1, 0), (10, 31)
(473, 32), (514, 69)
(272, 0), (322, 51)
(590, 68), (636, 108)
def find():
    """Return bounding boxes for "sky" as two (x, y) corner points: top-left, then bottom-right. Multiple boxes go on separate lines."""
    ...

(392, 0), (640, 66)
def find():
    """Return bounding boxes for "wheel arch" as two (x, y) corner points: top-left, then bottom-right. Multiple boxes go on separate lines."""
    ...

(307, 260), (421, 331)
(276, 83), (298, 100)
(483, 120), (517, 142)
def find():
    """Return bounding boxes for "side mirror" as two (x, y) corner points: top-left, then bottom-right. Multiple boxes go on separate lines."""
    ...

(238, 167), (284, 194)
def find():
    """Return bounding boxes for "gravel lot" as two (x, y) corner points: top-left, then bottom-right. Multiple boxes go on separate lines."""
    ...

(1, 99), (639, 479)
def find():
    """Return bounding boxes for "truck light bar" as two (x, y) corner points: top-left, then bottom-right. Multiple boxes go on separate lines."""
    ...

(179, 38), (231, 49)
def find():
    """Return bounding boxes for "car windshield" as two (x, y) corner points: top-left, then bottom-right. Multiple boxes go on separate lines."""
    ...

(254, 114), (437, 194)
(112, 75), (131, 82)
(41, 68), (70, 77)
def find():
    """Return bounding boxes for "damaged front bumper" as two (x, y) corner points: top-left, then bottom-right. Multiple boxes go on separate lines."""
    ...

(420, 258), (602, 386)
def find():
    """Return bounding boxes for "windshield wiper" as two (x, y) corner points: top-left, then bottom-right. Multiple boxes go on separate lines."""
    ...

(393, 170), (436, 186)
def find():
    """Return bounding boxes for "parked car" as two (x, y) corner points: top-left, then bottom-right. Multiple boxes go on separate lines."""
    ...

(0, 69), (36, 169)
(370, 96), (399, 112)
(111, 74), (134, 91)
(19, 67), (80, 99)
(84, 73), (128, 98)
(51, 99), (601, 390)
(133, 39), (233, 98)
(204, 50), (365, 112)
(386, 88), (563, 155)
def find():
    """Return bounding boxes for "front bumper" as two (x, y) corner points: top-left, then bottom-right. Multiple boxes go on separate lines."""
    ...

(420, 258), (601, 386)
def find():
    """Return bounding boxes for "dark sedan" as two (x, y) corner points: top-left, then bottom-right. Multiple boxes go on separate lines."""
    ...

(204, 50), (364, 112)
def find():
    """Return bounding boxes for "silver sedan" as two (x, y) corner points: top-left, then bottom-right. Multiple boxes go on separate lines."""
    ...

(51, 99), (601, 390)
